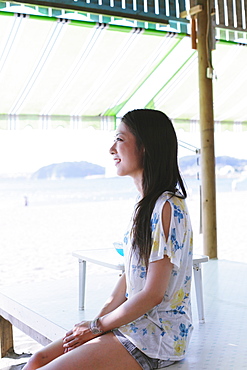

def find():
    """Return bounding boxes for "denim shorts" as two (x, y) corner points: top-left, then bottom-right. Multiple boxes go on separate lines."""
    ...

(113, 329), (175, 369)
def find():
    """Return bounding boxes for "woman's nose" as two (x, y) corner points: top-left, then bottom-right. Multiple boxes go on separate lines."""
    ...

(109, 142), (116, 155)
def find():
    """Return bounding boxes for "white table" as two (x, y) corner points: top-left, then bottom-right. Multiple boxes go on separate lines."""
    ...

(72, 249), (208, 323)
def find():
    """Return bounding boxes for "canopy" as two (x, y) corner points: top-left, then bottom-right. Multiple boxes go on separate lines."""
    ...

(0, 3), (247, 129)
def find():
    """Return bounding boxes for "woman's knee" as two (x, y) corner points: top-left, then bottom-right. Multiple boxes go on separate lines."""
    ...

(23, 350), (48, 370)
(23, 338), (64, 370)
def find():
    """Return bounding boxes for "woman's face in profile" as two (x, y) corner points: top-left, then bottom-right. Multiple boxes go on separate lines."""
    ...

(109, 121), (144, 181)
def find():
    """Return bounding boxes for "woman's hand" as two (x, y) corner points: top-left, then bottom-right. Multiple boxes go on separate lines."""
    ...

(63, 321), (99, 352)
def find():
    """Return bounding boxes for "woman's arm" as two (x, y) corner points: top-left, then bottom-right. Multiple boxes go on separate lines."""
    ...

(99, 255), (173, 332)
(96, 273), (127, 318)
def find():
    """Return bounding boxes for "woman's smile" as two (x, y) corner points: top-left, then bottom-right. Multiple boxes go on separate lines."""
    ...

(113, 156), (121, 166)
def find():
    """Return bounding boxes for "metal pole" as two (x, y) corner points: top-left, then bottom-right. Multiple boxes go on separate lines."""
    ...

(79, 259), (86, 310)
(197, 0), (217, 258)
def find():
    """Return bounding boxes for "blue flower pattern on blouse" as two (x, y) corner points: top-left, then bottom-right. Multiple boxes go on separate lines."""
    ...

(132, 264), (146, 279)
(171, 228), (184, 251)
(179, 323), (191, 338)
(150, 212), (159, 231)
(130, 323), (138, 333)
(174, 205), (184, 223)
(184, 276), (191, 285)
(174, 306), (186, 315)
(123, 231), (129, 245)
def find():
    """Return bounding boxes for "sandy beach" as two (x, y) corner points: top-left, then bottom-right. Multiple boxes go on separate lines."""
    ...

(0, 186), (246, 369)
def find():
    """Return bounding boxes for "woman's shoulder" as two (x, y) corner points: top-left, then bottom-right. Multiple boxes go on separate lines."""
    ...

(154, 191), (187, 215)
(156, 191), (185, 205)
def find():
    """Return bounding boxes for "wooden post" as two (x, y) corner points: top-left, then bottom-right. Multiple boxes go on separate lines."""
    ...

(197, 1), (217, 258)
(0, 316), (14, 358)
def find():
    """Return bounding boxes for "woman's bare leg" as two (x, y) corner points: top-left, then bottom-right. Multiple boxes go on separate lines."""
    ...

(31, 332), (142, 370)
(22, 339), (64, 370)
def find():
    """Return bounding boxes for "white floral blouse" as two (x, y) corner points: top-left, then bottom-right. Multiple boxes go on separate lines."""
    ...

(119, 191), (193, 361)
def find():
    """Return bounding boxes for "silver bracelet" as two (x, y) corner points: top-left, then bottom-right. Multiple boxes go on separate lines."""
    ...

(89, 318), (103, 335)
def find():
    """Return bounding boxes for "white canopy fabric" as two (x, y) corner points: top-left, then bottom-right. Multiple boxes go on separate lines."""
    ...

(0, 5), (247, 126)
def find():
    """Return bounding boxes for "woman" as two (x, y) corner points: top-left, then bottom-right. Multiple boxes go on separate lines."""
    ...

(23, 109), (193, 370)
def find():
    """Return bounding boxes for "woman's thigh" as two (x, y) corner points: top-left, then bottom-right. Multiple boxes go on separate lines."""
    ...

(39, 332), (142, 370)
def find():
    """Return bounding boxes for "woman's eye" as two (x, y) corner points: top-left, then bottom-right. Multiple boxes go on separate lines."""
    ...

(114, 137), (123, 142)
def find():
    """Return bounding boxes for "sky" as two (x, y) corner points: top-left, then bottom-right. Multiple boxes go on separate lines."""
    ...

(0, 127), (246, 176)
(0, 128), (114, 175)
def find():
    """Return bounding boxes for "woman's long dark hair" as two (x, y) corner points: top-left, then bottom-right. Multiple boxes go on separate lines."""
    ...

(122, 109), (187, 269)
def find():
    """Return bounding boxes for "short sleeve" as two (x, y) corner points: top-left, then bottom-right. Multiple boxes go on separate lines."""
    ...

(149, 196), (189, 269)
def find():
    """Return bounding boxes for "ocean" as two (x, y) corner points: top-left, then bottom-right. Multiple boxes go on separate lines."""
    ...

(0, 175), (246, 208)
(0, 175), (246, 288)
(0, 176), (139, 207)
